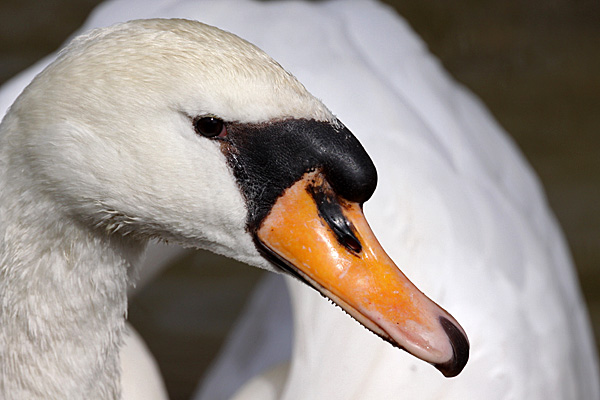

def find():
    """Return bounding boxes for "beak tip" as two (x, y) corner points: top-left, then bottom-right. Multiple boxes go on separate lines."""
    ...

(435, 316), (470, 377)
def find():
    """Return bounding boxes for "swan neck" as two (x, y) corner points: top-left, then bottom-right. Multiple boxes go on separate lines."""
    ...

(0, 171), (144, 399)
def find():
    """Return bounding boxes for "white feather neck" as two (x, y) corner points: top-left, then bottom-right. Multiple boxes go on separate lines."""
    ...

(0, 157), (145, 398)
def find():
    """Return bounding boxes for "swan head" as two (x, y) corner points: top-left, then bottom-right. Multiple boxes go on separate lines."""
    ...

(5, 19), (468, 377)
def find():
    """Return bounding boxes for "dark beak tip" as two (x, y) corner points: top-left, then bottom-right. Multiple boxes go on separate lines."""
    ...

(435, 316), (470, 377)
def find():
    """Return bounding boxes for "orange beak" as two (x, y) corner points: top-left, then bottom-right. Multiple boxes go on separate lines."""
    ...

(256, 171), (469, 377)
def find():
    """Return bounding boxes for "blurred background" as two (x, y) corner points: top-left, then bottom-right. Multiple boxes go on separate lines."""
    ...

(0, 0), (598, 398)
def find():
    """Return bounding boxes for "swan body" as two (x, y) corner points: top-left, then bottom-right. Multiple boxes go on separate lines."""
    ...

(0, 1), (597, 399)
(120, 324), (169, 400)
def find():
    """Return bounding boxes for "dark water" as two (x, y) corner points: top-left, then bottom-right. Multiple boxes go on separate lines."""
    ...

(1, 1), (598, 398)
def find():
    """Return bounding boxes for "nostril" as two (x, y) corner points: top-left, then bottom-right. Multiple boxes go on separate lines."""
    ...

(341, 234), (361, 253)
(308, 181), (363, 254)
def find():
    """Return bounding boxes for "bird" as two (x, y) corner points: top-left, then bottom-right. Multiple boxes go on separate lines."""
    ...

(0, 14), (470, 400)
(1, 1), (598, 400)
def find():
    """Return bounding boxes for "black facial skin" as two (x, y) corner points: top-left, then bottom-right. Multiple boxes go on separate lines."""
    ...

(219, 118), (377, 233)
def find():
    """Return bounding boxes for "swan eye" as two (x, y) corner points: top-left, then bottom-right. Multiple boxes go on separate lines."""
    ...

(194, 116), (227, 138)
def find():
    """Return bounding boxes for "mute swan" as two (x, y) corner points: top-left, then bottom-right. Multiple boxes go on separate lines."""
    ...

(1, 1), (598, 399)
(0, 16), (469, 399)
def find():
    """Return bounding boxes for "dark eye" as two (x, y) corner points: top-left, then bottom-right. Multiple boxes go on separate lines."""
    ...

(194, 116), (227, 138)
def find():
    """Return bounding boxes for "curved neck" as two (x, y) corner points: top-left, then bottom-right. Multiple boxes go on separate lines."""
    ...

(0, 163), (144, 399)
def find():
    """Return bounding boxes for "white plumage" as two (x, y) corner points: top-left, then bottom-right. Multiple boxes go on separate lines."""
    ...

(0, 15), (337, 399)
(0, 1), (597, 399)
